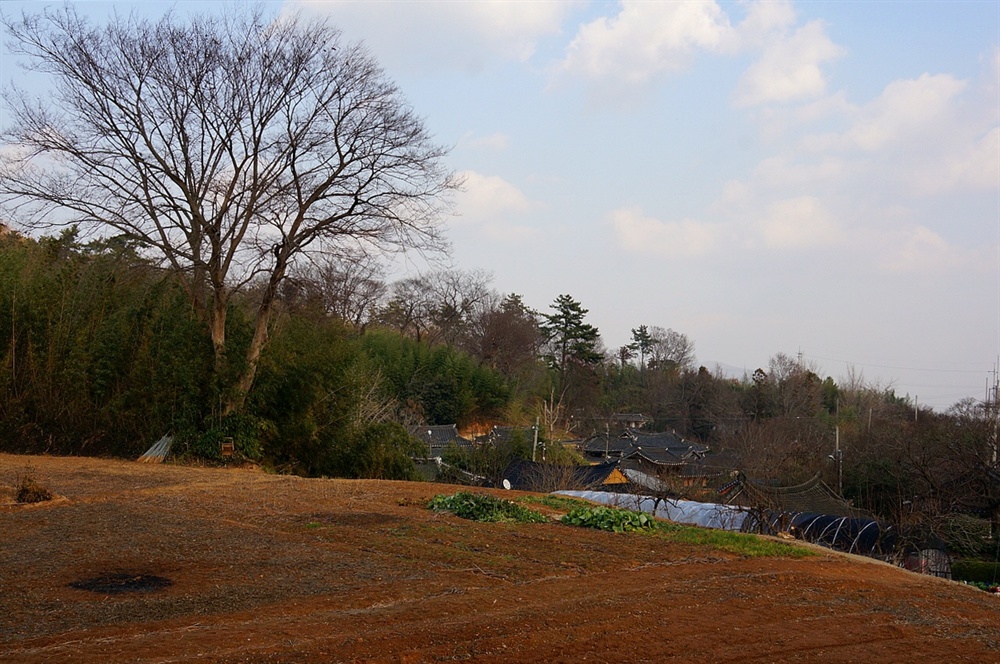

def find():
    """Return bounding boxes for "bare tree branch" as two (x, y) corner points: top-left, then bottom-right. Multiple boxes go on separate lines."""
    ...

(0, 5), (455, 412)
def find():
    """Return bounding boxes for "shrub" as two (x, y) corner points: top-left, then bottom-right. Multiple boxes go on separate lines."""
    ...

(185, 413), (272, 461)
(16, 475), (53, 503)
(428, 492), (547, 524)
(952, 560), (1000, 585)
(562, 506), (660, 533)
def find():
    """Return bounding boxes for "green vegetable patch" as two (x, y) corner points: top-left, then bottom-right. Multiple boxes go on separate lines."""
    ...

(428, 492), (548, 524)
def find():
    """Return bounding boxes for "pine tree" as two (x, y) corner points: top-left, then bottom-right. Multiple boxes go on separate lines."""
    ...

(540, 294), (602, 382)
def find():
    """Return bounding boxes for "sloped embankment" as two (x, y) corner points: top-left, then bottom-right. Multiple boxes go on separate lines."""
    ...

(1, 453), (997, 663)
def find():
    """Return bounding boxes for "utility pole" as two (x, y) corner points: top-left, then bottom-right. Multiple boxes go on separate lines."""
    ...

(834, 425), (843, 497)
(531, 417), (540, 463)
(991, 363), (999, 466)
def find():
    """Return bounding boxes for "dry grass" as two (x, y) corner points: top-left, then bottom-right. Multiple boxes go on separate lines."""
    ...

(1, 453), (999, 663)
(14, 473), (53, 504)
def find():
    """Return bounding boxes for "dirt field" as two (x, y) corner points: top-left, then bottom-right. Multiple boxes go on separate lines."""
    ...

(1, 453), (998, 663)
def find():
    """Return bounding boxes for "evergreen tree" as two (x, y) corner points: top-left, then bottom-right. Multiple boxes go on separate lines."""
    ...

(540, 294), (602, 384)
(630, 325), (654, 372)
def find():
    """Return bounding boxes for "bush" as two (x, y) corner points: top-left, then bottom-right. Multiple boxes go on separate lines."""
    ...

(952, 559), (1000, 585)
(338, 422), (424, 480)
(562, 506), (660, 533)
(16, 475), (52, 503)
(184, 413), (272, 461)
(428, 492), (547, 524)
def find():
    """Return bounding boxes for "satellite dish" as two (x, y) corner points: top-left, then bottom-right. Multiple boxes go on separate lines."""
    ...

(502, 479), (512, 490)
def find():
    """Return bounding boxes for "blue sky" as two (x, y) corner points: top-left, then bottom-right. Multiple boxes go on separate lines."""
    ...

(2, 0), (998, 410)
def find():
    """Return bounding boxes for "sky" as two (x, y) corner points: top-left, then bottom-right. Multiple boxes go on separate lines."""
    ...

(1, 0), (998, 410)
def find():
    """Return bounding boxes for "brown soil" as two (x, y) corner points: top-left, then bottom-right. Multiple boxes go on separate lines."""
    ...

(1, 453), (997, 663)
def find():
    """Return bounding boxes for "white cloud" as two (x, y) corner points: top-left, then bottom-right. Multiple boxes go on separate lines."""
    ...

(451, 171), (543, 243)
(611, 206), (717, 257)
(733, 0), (796, 48)
(455, 171), (539, 219)
(459, 132), (510, 151)
(725, 65), (996, 246)
(880, 226), (995, 274)
(755, 197), (842, 249)
(479, 221), (542, 244)
(285, 0), (576, 72)
(949, 127), (1000, 189)
(734, 20), (845, 107)
(846, 74), (967, 151)
(752, 155), (847, 190)
(553, 0), (844, 108)
(830, 72), (998, 196)
(716, 179), (754, 211)
(556, 1), (735, 87)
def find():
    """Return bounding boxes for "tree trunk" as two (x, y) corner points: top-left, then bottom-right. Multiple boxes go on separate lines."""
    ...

(224, 299), (272, 416)
(223, 260), (286, 416)
(210, 286), (228, 375)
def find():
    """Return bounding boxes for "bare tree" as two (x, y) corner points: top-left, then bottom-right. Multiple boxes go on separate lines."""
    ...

(0, 6), (454, 412)
(376, 269), (493, 346)
(424, 269), (493, 347)
(377, 276), (435, 341)
(312, 253), (388, 329)
(648, 326), (695, 372)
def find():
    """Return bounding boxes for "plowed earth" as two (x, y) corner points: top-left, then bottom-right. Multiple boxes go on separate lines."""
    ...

(1, 453), (997, 663)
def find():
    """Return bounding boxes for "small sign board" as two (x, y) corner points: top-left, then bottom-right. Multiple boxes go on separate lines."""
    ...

(220, 438), (235, 457)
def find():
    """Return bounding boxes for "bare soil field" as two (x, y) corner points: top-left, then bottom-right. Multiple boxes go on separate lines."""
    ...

(1, 453), (998, 663)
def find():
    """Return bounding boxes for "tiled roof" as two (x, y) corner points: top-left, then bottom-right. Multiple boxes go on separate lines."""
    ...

(624, 446), (688, 465)
(583, 429), (709, 458)
(407, 425), (472, 455)
(500, 459), (625, 492)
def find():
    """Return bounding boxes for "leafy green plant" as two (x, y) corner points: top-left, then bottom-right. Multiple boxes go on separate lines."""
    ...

(186, 413), (272, 461)
(428, 492), (547, 524)
(960, 580), (999, 593)
(562, 506), (659, 533)
(952, 559), (1000, 585)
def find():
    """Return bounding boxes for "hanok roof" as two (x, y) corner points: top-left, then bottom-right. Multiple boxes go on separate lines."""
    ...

(621, 451), (736, 480)
(407, 425), (472, 456)
(582, 435), (634, 456)
(626, 430), (709, 455)
(623, 446), (689, 466)
(500, 459), (627, 492)
(582, 429), (708, 458)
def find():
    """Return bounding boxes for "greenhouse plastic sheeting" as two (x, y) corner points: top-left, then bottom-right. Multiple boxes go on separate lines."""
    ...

(555, 490), (749, 531)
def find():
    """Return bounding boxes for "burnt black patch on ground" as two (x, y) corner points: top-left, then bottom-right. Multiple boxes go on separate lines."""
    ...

(69, 572), (172, 594)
